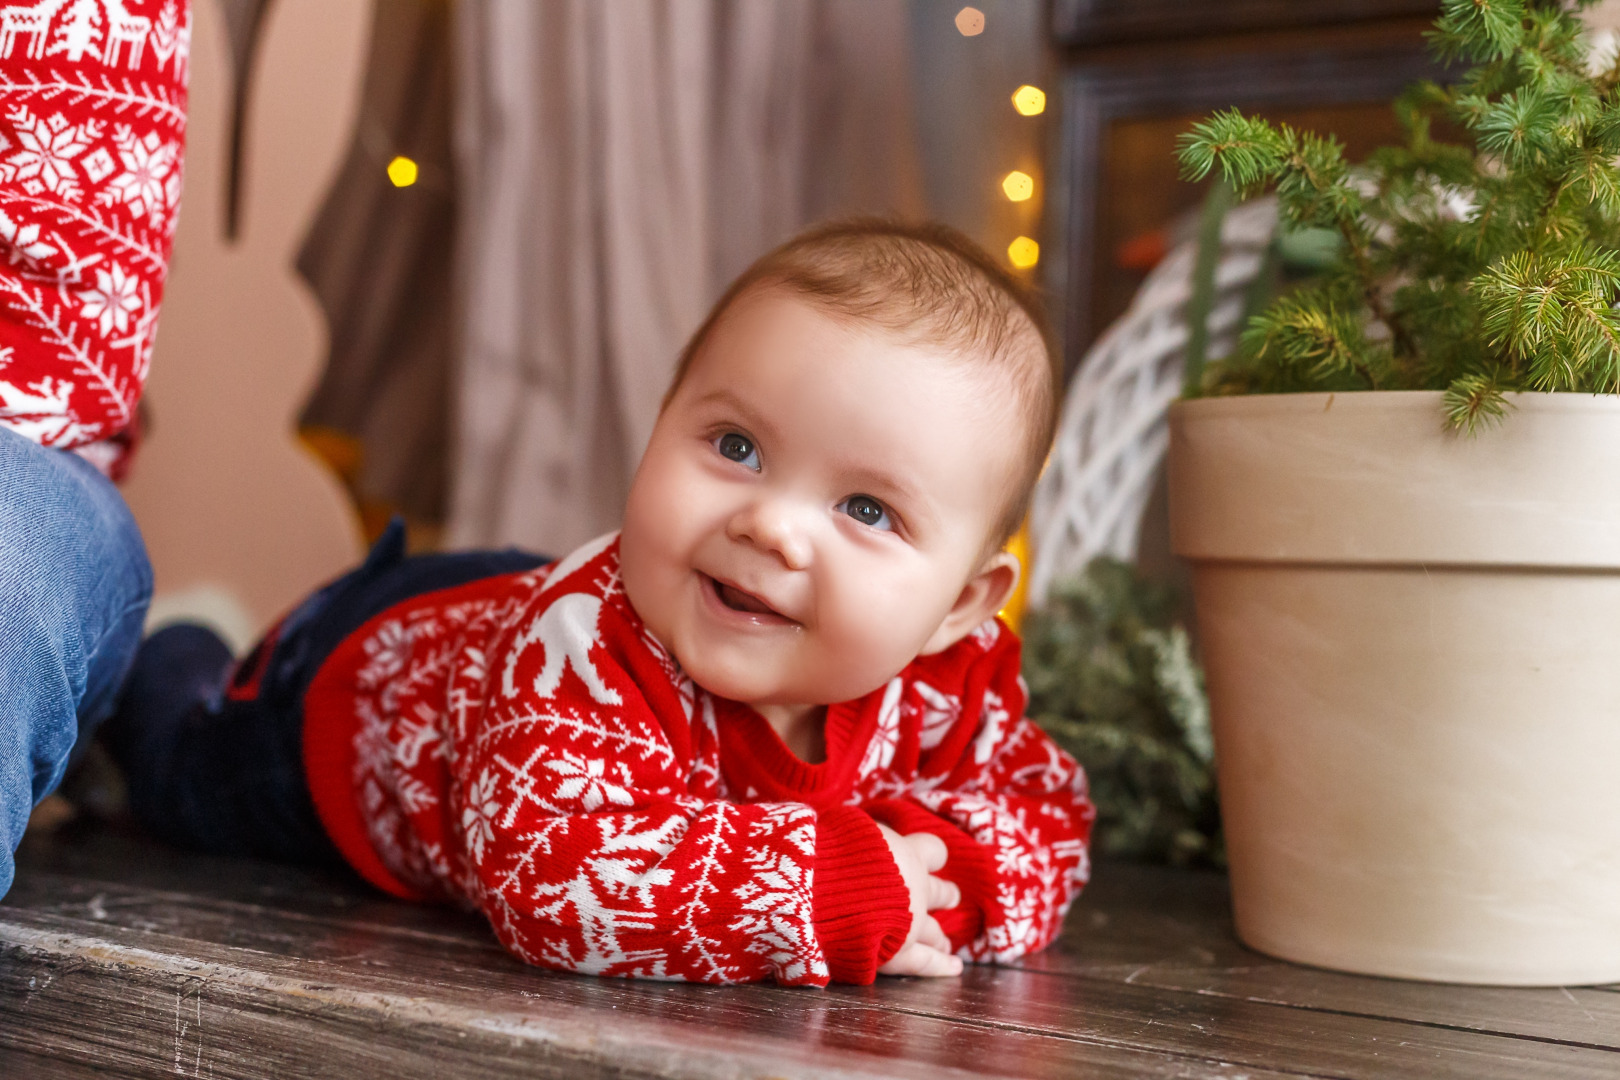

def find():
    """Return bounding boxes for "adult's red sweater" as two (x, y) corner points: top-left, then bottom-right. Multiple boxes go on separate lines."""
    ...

(304, 533), (1095, 986)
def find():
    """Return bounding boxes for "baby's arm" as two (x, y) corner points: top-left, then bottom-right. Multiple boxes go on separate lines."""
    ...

(869, 629), (1096, 963)
(454, 621), (915, 985)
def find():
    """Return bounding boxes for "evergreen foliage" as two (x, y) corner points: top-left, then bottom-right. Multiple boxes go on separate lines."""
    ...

(1021, 559), (1221, 867)
(1176, 0), (1620, 431)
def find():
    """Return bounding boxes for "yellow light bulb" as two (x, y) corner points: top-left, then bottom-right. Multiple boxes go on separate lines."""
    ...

(387, 155), (419, 188)
(1012, 85), (1046, 116)
(1008, 236), (1040, 269)
(955, 7), (985, 36)
(1002, 170), (1035, 202)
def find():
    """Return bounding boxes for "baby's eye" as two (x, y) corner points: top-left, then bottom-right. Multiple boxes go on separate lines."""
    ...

(837, 495), (893, 531)
(714, 432), (760, 471)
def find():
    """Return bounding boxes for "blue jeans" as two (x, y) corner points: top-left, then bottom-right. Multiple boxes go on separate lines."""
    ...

(0, 425), (152, 897)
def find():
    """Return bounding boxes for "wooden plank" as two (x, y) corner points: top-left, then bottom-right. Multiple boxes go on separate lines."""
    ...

(846, 965), (1620, 1080)
(10, 830), (1619, 1079)
(1027, 864), (1620, 1050)
(6, 864), (1612, 1080)
(0, 889), (1316, 1079)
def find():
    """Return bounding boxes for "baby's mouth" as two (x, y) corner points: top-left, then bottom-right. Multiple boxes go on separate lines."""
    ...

(706, 575), (790, 621)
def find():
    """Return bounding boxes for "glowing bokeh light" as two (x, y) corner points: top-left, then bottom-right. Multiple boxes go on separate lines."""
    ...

(955, 7), (985, 36)
(1008, 236), (1040, 269)
(387, 155), (419, 187)
(1002, 170), (1035, 202)
(1012, 85), (1046, 116)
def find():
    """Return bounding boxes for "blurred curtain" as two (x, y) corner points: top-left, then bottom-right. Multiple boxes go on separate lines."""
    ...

(297, 0), (455, 540)
(448, 0), (924, 556)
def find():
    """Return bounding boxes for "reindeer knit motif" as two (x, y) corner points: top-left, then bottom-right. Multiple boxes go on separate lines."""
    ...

(0, 0), (189, 458)
(302, 534), (1097, 986)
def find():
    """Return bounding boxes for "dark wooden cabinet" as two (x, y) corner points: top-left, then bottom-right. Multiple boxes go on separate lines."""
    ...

(1048, 1), (1445, 376)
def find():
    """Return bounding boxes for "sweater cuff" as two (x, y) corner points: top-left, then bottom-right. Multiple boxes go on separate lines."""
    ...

(813, 805), (913, 984)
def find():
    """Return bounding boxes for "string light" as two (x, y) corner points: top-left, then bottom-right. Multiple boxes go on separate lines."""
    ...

(1008, 236), (1039, 269)
(1012, 85), (1046, 116)
(387, 155), (419, 188)
(955, 7), (984, 36)
(1002, 170), (1034, 202)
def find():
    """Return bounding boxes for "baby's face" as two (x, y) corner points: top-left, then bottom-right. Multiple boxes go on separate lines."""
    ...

(620, 287), (1021, 709)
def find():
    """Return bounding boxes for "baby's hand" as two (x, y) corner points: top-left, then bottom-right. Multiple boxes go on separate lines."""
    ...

(876, 824), (964, 978)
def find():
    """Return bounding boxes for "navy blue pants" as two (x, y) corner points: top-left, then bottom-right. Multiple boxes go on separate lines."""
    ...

(105, 520), (547, 865)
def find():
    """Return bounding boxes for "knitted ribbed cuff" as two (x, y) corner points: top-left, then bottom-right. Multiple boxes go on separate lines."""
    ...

(813, 805), (913, 985)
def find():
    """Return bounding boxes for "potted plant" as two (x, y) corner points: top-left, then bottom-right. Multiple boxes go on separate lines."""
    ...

(1168, 0), (1620, 985)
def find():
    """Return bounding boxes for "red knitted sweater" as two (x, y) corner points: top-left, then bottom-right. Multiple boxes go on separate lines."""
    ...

(304, 533), (1095, 986)
(0, 0), (190, 465)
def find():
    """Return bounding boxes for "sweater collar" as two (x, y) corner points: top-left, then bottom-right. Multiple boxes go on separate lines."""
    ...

(708, 693), (879, 810)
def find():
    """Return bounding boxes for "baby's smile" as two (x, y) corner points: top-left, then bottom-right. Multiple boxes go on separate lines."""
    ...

(703, 572), (796, 624)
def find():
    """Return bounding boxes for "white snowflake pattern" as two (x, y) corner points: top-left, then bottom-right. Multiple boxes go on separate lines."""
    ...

(5, 105), (101, 201)
(460, 767), (502, 864)
(77, 260), (138, 336)
(913, 680), (962, 751)
(589, 816), (683, 909)
(730, 842), (825, 984)
(0, 206), (58, 270)
(544, 751), (635, 812)
(101, 125), (178, 227)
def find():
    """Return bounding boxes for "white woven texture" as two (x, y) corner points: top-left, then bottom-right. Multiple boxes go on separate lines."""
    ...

(1028, 198), (1278, 606)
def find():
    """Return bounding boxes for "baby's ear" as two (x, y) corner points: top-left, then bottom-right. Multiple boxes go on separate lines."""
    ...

(919, 550), (1021, 656)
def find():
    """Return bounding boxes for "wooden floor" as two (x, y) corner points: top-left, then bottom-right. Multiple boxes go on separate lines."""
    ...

(1, 825), (1617, 1079)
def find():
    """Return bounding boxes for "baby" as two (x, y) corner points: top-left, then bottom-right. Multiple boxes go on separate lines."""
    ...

(108, 220), (1095, 986)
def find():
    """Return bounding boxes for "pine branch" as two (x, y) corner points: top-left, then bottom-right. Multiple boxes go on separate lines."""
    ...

(1176, 109), (1288, 197)
(1178, 0), (1620, 424)
(1443, 371), (1512, 432)
(1241, 289), (1388, 388)
(1430, 0), (1525, 63)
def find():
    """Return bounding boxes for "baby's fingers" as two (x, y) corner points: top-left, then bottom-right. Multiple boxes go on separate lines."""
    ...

(924, 873), (960, 912)
(914, 913), (951, 953)
(904, 831), (948, 874)
(879, 942), (964, 978)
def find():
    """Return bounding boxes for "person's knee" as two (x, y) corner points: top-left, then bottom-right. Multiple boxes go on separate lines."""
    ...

(0, 428), (152, 797)
(0, 429), (152, 638)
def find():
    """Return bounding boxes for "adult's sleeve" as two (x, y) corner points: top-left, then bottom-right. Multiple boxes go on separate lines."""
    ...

(0, 1), (190, 459)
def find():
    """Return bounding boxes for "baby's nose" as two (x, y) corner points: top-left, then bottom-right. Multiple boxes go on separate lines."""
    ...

(730, 498), (812, 571)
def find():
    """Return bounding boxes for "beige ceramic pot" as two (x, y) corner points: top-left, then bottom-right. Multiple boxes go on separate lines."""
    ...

(1168, 391), (1620, 985)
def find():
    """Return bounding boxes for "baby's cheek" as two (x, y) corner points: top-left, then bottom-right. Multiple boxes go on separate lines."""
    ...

(817, 602), (922, 693)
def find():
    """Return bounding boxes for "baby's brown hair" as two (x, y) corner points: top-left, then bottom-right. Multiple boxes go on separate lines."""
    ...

(664, 219), (1057, 549)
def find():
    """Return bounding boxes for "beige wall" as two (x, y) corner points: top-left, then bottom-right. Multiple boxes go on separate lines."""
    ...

(123, 0), (372, 650)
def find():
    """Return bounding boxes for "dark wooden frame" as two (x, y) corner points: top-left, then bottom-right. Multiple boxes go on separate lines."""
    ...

(1049, 33), (1444, 375)
(1051, 0), (1442, 47)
